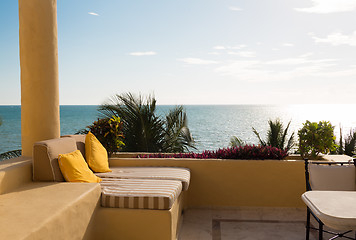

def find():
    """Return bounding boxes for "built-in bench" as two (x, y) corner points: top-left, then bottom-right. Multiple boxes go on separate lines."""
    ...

(0, 181), (100, 240)
(0, 135), (189, 240)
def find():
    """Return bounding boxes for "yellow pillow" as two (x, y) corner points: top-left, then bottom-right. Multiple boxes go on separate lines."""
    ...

(58, 150), (102, 183)
(85, 132), (112, 173)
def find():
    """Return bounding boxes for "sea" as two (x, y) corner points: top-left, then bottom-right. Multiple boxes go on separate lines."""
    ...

(1, 104), (356, 154)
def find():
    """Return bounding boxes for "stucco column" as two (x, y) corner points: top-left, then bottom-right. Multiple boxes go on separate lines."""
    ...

(19, 0), (60, 157)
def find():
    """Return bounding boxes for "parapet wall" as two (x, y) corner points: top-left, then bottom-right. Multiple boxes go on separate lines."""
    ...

(109, 158), (306, 208)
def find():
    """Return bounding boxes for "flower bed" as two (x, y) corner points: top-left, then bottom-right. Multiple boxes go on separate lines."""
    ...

(140, 145), (288, 160)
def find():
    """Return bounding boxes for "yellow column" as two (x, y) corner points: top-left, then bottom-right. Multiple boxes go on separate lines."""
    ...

(19, 0), (60, 157)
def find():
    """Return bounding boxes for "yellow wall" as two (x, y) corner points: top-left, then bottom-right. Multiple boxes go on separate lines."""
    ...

(109, 158), (306, 207)
(19, 0), (60, 157)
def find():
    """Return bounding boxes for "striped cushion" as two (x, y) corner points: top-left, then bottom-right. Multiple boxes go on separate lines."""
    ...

(96, 167), (190, 191)
(100, 178), (182, 210)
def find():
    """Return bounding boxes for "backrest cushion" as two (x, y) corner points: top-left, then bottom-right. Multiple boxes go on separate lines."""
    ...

(61, 134), (86, 159)
(33, 137), (78, 181)
(309, 164), (356, 191)
(85, 132), (111, 173)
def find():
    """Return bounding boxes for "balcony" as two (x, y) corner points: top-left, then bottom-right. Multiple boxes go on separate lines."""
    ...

(0, 153), (319, 240)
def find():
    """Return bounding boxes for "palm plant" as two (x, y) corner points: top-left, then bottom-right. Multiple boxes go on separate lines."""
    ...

(99, 93), (194, 153)
(163, 106), (194, 152)
(253, 118), (295, 151)
(229, 136), (247, 147)
(337, 128), (356, 156)
(0, 116), (22, 161)
(0, 150), (22, 161)
(344, 130), (356, 156)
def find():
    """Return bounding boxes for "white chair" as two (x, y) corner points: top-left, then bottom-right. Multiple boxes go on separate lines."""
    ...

(303, 159), (356, 240)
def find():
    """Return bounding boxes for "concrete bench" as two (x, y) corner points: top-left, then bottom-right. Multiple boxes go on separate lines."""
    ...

(0, 182), (100, 240)
(27, 136), (188, 240)
(0, 157), (101, 240)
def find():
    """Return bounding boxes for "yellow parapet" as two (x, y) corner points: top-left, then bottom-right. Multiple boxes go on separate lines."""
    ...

(109, 158), (306, 207)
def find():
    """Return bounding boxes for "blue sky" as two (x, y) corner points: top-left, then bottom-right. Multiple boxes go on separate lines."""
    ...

(1, 0), (356, 105)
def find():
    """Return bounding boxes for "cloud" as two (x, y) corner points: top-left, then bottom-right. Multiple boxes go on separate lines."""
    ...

(295, 0), (356, 13)
(88, 12), (99, 16)
(283, 43), (294, 47)
(265, 56), (336, 65)
(231, 44), (247, 49)
(227, 51), (256, 58)
(229, 6), (243, 11)
(129, 51), (157, 56)
(213, 46), (226, 50)
(178, 58), (219, 65)
(215, 54), (345, 82)
(208, 52), (220, 55)
(213, 45), (247, 50)
(310, 31), (356, 46)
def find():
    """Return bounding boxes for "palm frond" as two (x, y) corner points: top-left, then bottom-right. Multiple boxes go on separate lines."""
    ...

(230, 136), (246, 147)
(344, 130), (356, 156)
(252, 127), (266, 146)
(163, 106), (195, 152)
(282, 120), (294, 151)
(266, 119), (283, 148)
(253, 119), (294, 151)
(99, 93), (193, 153)
(0, 149), (21, 161)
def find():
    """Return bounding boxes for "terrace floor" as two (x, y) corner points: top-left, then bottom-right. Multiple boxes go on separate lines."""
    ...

(178, 207), (354, 240)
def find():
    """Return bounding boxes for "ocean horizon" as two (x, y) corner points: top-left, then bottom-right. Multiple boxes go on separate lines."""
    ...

(1, 104), (356, 154)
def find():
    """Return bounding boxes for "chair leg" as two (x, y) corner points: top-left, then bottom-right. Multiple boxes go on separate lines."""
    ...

(319, 221), (323, 240)
(306, 208), (311, 240)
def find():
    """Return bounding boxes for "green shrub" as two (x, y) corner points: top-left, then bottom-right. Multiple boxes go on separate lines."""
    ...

(298, 120), (337, 159)
(87, 116), (125, 156)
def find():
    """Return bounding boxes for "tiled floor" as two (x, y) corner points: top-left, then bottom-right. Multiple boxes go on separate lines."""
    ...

(178, 207), (354, 240)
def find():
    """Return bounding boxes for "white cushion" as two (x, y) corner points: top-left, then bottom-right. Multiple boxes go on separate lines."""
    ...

(302, 191), (356, 230)
(309, 164), (356, 191)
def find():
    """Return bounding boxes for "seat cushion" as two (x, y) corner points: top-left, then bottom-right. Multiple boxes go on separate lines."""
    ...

(100, 178), (182, 210)
(33, 137), (78, 181)
(95, 167), (191, 191)
(302, 191), (356, 230)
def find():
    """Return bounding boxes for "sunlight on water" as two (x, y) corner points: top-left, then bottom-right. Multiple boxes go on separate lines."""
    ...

(287, 104), (356, 136)
(1, 104), (356, 153)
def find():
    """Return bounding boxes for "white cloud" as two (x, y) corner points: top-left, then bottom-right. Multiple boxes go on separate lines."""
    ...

(213, 45), (247, 50)
(88, 12), (99, 16)
(266, 57), (336, 66)
(229, 6), (243, 11)
(295, 0), (356, 13)
(213, 46), (226, 50)
(283, 43), (294, 47)
(178, 58), (219, 65)
(231, 44), (247, 49)
(227, 51), (256, 58)
(215, 54), (346, 82)
(208, 52), (220, 55)
(129, 51), (157, 56)
(272, 48), (279, 51)
(310, 31), (356, 46)
(300, 52), (314, 58)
